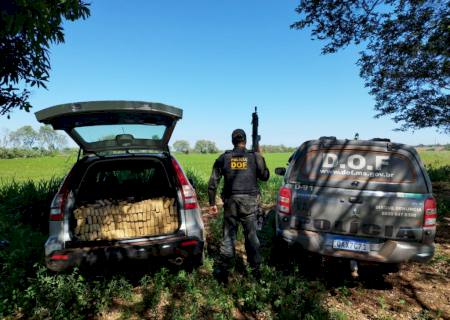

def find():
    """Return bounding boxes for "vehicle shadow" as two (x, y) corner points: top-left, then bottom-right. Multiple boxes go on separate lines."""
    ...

(76, 257), (188, 285)
(259, 209), (395, 290)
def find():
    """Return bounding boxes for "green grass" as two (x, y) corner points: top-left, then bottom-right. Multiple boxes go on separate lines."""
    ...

(417, 150), (450, 168)
(0, 154), (76, 183)
(175, 152), (291, 180)
(1, 150), (447, 184)
(0, 152), (290, 184)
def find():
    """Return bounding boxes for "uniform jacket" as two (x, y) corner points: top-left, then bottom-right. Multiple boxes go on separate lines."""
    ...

(208, 147), (270, 205)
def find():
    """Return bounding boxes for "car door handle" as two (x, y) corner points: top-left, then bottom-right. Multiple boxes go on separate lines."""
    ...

(349, 197), (363, 204)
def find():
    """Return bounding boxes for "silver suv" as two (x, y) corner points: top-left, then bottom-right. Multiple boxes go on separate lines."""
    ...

(35, 101), (205, 272)
(275, 137), (436, 269)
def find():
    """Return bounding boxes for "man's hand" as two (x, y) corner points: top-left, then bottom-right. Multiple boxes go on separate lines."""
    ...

(209, 205), (218, 214)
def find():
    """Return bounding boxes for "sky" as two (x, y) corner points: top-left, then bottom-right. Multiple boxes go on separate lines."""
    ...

(1, 0), (448, 149)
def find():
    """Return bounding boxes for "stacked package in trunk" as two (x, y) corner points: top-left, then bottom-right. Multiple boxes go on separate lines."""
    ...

(73, 197), (178, 241)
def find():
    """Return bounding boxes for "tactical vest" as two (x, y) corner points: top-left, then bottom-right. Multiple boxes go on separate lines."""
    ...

(222, 148), (258, 197)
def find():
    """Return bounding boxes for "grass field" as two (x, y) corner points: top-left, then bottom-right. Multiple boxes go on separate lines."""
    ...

(1, 150), (448, 183)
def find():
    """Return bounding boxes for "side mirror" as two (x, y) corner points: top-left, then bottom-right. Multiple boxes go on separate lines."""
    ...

(275, 167), (286, 176)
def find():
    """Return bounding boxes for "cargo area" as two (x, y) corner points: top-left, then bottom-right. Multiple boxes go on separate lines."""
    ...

(70, 158), (180, 241)
(73, 197), (178, 241)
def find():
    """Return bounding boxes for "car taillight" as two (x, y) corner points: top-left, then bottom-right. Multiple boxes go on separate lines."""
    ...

(180, 240), (198, 247)
(50, 174), (72, 221)
(172, 158), (199, 210)
(50, 254), (69, 261)
(278, 187), (292, 215)
(424, 197), (437, 228)
(50, 190), (68, 221)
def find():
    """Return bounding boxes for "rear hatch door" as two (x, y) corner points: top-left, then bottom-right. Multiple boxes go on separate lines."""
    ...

(35, 101), (182, 153)
(289, 142), (430, 243)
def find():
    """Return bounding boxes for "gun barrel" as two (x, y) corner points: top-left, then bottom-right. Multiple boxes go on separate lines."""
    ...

(251, 106), (260, 152)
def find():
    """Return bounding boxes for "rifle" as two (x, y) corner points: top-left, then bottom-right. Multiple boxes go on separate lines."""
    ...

(251, 106), (260, 153)
(251, 107), (264, 230)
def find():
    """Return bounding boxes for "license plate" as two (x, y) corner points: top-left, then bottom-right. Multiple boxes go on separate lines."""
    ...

(332, 239), (369, 253)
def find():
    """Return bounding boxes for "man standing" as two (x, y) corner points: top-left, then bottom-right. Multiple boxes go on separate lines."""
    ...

(208, 129), (269, 283)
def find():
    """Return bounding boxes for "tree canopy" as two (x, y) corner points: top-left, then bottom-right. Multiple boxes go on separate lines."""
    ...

(292, 0), (449, 133)
(194, 140), (219, 154)
(2, 125), (67, 150)
(173, 140), (190, 153)
(0, 0), (90, 117)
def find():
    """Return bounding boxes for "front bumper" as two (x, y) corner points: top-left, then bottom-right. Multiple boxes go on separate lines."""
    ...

(279, 228), (435, 264)
(45, 236), (204, 272)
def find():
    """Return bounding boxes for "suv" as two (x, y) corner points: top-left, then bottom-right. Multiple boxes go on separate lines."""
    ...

(274, 137), (436, 268)
(36, 101), (205, 272)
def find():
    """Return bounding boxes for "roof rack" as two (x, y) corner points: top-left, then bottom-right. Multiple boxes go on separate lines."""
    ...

(319, 136), (337, 141)
(371, 138), (391, 142)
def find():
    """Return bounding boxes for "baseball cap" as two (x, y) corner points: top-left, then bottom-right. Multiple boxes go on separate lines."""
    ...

(232, 129), (246, 145)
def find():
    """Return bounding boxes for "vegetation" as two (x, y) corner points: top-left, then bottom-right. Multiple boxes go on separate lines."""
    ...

(0, 125), (69, 159)
(0, 151), (448, 318)
(260, 144), (297, 153)
(193, 140), (220, 154)
(0, 154), (76, 182)
(292, 1), (450, 133)
(0, 0), (90, 117)
(172, 140), (190, 153)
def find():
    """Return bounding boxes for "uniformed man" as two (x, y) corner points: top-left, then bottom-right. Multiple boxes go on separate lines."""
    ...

(208, 129), (269, 283)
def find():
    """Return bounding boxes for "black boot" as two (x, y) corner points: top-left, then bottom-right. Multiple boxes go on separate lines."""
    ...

(251, 266), (261, 281)
(213, 267), (229, 285)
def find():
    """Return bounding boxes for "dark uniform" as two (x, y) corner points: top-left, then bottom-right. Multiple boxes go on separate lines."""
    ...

(208, 145), (269, 277)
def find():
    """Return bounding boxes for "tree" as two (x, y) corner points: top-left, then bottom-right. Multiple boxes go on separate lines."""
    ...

(194, 140), (219, 153)
(9, 126), (39, 149)
(0, 128), (10, 148)
(292, 1), (449, 133)
(173, 140), (190, 153)
(0, 0), (90, 117)
(38, 125), (67, 150)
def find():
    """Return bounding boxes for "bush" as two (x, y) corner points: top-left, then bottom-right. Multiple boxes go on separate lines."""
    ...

(20, 266), (133, 319)
(0, 178), (62, 232)
(426, 165), (450, 183)
(0, 147), (59, 159)
(0, 178), (61, 316)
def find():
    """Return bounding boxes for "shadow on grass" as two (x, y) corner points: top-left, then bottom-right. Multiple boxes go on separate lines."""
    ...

(258, 209), (396, 291)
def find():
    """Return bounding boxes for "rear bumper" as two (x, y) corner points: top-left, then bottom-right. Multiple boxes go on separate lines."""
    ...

(279, 228), (435, 264)
(45, 236), (204, 272)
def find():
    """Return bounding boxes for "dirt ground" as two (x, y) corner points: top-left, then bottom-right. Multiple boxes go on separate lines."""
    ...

(322, 218), (449, 320)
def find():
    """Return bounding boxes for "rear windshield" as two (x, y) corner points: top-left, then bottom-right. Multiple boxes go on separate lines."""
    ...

(74, 124), (166, 143)
(77, 159), (173, 202)
(290, 147), (426, 192)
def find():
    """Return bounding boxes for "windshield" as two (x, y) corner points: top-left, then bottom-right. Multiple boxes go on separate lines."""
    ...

(289, 146), (427, 192)
(74, 124), (166, 143)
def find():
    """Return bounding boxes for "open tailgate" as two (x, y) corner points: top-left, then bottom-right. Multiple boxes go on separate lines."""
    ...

(35, 101), (182, 153)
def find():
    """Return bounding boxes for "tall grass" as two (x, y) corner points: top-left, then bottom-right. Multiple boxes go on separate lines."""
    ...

(0, 172), (329, 319)
(0, 178), (62, 315)
(0, 178), (62, 232)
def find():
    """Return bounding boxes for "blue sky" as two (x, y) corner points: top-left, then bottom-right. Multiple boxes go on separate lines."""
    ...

(1, 0), (448, 149)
